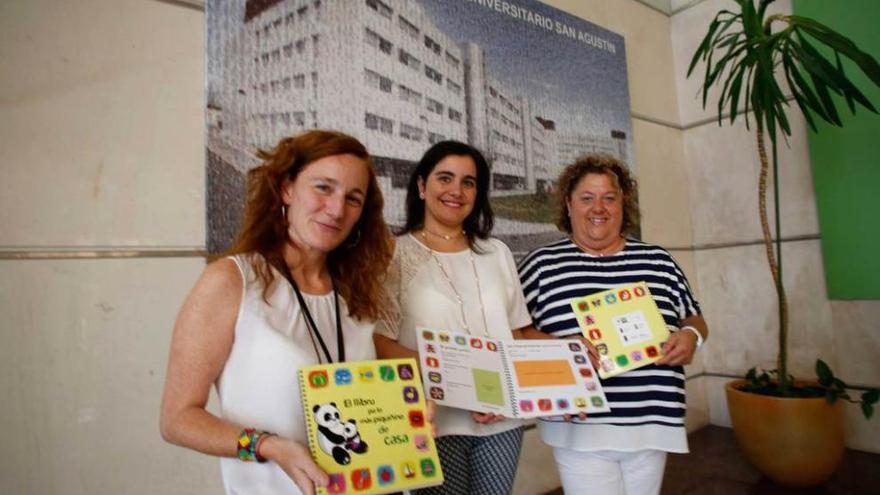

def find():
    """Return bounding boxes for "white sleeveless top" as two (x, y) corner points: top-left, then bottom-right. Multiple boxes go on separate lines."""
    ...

(217, 254), (376, 495)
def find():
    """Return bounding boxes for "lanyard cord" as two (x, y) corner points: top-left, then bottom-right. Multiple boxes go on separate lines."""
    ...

(274, 258), (345, 364)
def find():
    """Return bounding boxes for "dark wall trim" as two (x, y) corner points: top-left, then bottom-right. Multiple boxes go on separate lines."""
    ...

(0, 247), (206, 260)
(665, 233), (821, 253)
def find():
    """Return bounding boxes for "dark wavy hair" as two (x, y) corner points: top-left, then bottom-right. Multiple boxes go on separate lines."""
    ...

(555, 154), (640, 237)
(400, 140), (494, 249)
(224, 130), (393, 321)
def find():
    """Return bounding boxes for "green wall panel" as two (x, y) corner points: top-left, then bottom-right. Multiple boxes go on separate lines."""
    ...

(794, 0), (880, 299)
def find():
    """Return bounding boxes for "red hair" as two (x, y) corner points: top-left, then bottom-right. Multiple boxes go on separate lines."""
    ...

(224, 130), (393, 321)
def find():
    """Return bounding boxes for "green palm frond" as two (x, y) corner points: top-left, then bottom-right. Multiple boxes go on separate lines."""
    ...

(687, 1), (880, 141)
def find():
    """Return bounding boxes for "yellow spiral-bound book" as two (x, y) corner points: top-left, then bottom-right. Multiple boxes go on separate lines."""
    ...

(570, 282), (671, 379)
(298, 358), (443, 495)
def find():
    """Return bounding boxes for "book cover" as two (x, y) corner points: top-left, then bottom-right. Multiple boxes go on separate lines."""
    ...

(298, 358), (443, 495)
(570, 282), (670, 379)
(416, 329), (610, 418)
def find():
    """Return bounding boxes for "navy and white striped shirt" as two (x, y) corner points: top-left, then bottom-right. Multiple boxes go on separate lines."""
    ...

(517, 238), (701, 452)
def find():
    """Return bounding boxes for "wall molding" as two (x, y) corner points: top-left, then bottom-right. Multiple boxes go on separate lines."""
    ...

(0, 234), (820, 260)
(0, 246), (206, 260)
(665, 233), (821, 253)
(155, 0), (204, 11)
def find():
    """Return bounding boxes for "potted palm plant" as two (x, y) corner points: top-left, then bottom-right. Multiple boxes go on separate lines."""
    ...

(687, 0), (880, 486)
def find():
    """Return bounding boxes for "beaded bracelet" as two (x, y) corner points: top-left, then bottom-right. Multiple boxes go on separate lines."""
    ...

(237, 428), (273, 463)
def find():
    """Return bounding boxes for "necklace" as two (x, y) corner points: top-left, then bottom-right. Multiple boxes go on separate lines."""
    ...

(419, 233), (490, 336)
(274, 258), (344, 364)
(422, 227), (465, 241)
(572, 236), (626, 257)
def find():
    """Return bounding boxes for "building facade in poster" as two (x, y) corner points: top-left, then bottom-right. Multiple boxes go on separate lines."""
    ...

(208, 0), (632, 253)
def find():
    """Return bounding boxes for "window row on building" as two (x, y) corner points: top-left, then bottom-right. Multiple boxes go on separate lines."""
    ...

(445, 51), (460, 69)
(257, 70), (317, 91)
(398, 14), (419, 39)
(492, 150), (525, 169)
(255, 73), (308, 94)
(424, 35), (442, 55)
(365, 112), (394, 134)
(488, 86), (522, 117)
(398, 83), (422, 104)
(365, 28), (393, 55)
(531, 136), (549, 152)
(362, 68), (464, 123)
(446, 79), (462, 95)
(365, 112), (448, 145)
(367, 0), (461, 73)
(252, 110), (312, 127)
(254, 35), (319, 66)
(399, 48), (421, 70)
(491, 129), (522, 149)
(490, 107), (522, 132)
(425, 65), (442, 84)
(364, 68), (393, 93)
(254, 1), (322, 41)
(364, 28), (463, 92)
(366, 0), (392, 20)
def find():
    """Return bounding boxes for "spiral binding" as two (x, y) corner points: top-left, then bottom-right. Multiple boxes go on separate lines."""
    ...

(497, 341), (519, 417)
(297, 369), (321, 486)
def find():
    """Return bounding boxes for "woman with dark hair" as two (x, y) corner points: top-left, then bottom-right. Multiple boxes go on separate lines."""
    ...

(374, 140), (541, 495)
(518, 154), (708, 495)
(160, 130), (394, 495)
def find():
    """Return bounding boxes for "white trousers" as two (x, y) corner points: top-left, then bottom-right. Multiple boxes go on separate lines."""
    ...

(553, 448), (667, 495)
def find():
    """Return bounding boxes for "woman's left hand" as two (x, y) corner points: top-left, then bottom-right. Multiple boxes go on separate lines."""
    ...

(471, 412), (506, 424)
(657, 330), (698, 366)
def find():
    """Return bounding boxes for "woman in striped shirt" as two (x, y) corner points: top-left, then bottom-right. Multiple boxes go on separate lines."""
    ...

(517, 154), (709, 495)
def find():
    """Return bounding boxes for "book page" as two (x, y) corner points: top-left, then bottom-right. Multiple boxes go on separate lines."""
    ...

(416, 329), (513, 416)
(502, 339), (611, 418)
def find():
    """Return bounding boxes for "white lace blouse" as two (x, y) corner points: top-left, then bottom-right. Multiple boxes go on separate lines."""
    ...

(376, 234), (532, 437)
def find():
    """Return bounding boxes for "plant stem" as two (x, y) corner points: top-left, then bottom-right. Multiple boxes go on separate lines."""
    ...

(772, 138), (788, 393)
(756, 128), (790, 394)
(763, 14), (788, 35)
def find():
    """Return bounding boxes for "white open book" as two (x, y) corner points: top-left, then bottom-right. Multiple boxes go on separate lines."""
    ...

(416, 328), (610, 418)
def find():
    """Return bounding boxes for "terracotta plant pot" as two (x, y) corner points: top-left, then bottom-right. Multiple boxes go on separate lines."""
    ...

(725, 380), (845, 487)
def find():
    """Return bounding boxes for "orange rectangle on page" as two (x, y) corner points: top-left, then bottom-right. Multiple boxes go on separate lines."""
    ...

(512, 360), (576, 387)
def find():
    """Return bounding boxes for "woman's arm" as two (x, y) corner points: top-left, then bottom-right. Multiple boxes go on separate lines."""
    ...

(160, 258), (242, 455)
(160, 259), (328, 493)
(657, 314), (709, 366)
(373, 333), (418, 360)
(511, 324), (552, 340)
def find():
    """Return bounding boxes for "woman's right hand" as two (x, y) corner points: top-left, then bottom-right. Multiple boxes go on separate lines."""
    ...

(259, 435), (329, 495)
(562, 412), (588, 422)
(471, 411), (506, 424)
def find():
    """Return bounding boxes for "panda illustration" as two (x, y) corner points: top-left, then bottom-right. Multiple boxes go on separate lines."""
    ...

(312, 403), (368, 465)
(343, 419), (368, 454)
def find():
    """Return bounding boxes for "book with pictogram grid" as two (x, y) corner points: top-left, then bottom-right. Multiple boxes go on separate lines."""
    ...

(299, 358), (443, 495)
(416, 329), (610, 418)
(570, 282), (671, 379)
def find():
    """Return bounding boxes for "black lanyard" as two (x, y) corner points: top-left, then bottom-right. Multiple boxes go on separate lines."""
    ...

(276, 260), (345, 364)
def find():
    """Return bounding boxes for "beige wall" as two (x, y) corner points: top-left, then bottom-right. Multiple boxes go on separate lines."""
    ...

(0, 0), (218, 493)
(5, 0), (875, 493)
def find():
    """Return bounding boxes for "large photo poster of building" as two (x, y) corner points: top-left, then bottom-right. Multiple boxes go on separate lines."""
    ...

(207, 0), (633, 254)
